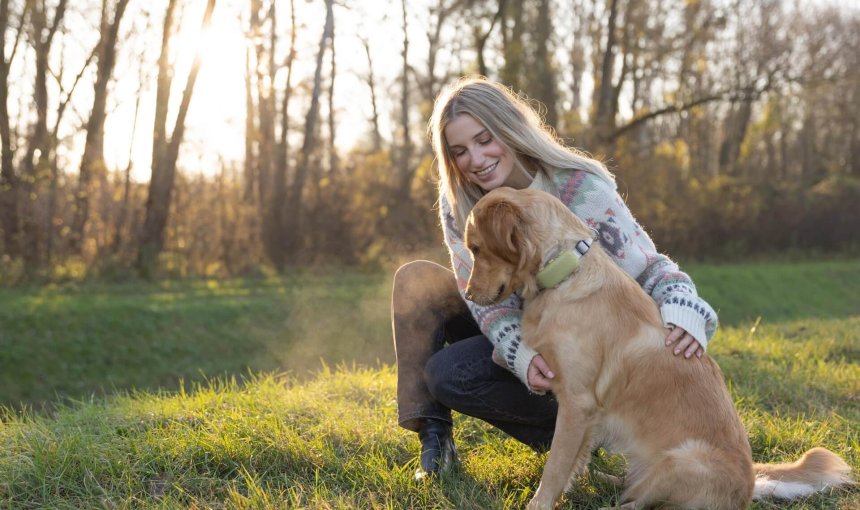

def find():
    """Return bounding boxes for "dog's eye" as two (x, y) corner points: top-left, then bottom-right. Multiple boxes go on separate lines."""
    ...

(469, 245), (480, 257)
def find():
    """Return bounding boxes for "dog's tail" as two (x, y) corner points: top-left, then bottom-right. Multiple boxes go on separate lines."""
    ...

(752, 447), (854, 500)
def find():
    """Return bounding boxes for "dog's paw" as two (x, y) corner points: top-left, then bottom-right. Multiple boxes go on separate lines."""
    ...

(525, 495), (555, 510)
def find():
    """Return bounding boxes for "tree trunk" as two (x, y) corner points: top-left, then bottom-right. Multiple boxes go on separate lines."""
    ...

(397, 0), (412, 198)
(21, 0), (68, 274)
(282, 0), (332, 263)
(594, 0), (620, 144)
(138, 0), (217, 278)
(474, 0), (505, 78)
(425, 0), (460, 105)
(568, 0), (587, 116)
(253, 0), (275, 214)
(264, 0), (296, 269)
(500, 0), (524, 91)
(533, 0), (557, 128)
(70, 0), (131, 253)
(243, 43), (256, 203)
(718, 96), (753, 175)
(0, 0), (23, 255)
(360, 35), (382, 152)
(328, 14), (337, 177)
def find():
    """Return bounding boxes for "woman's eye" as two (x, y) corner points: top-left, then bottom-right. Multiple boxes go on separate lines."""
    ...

(478, 137), (491, 145)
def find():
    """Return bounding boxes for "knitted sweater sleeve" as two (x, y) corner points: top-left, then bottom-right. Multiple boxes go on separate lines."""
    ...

(569, 172), (718, 347)
(439, 195), (539, 386)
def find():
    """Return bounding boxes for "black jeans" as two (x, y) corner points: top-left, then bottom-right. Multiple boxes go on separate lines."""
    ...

(425, 331), (558, 451)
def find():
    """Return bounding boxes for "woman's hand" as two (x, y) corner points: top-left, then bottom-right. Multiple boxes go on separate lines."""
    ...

(492, 350), (555, 393)
(527, 354), (555, 394)
(665, 326), (703, 359)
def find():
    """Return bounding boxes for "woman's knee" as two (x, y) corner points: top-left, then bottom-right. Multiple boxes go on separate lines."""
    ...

(392, 260), (460, 317)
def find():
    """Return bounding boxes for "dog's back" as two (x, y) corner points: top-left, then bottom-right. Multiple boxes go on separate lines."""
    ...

(533, 246), (756, 508)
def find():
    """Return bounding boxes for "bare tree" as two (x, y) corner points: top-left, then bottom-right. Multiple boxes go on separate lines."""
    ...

(243, 42), (256, 203)
(397, 0), (412, 197)
(45, 40), (99, 264)
(68, 0), (131, 253)
(261, 0), (297, 268)
(500, 0), (524, 91)
(359, 35), (382, 152)
(137, 0), (217, 278)
(593, 0), (621, 144)
(282, 0), (333, 264)
(423, 0), (463, 105)
(473, 0), (505, 78)
(327, 11), (337, 177)
(532, 0), (557, 128)
(21, 0), (68, 273)
(251, 0), (276, 212)
(0, 0), (28, 255)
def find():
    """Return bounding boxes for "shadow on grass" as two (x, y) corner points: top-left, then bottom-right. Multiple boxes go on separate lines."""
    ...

(0, 275), (394, 411)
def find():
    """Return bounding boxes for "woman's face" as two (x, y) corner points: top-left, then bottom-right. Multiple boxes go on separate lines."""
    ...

(444, 114), (516, 191)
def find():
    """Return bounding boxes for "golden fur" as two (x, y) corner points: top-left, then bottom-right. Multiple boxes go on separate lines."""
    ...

(463, 187), (853, 510)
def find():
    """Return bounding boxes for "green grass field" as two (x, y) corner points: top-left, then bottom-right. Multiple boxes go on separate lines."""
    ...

(0, 260), (857, 508)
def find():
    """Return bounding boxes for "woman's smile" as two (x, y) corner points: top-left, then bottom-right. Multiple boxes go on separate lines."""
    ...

(474, 162), (498, 178)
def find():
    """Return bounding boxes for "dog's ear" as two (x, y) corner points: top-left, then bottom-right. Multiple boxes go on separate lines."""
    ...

(479, 199), (540, 270)
(479, 200), (522, 263)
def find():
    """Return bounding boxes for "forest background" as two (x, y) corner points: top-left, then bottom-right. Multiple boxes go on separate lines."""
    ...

(1, 0), (858, 283)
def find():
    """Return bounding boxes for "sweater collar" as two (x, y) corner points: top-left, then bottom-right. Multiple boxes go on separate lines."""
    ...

(535, 238), (593, 290)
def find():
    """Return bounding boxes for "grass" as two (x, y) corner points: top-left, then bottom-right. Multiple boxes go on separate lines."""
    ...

(0, 271), (392, 408)
(0, 259), (858, 508)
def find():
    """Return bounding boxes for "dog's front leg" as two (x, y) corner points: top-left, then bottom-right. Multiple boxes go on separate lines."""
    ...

(526, 392), (596, 510)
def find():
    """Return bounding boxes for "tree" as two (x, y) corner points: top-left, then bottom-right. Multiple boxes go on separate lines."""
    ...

(137, 0), (217, 278)
(263, 0), (296, 268)
(397, 0), (412, 198)
(282, 0), (333, 263)
(0, 0), (27, 255)
(69, 0), (131, 253)
(532, 0), (557, 128)
(21, 0), (68, 274)
(359, 34), (382, 152)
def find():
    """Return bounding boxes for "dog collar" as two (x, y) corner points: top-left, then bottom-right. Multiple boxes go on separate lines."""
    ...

(536, 239), (593, 289)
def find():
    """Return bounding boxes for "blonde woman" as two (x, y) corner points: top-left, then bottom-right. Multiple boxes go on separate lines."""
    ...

(392, 77), (717, 479)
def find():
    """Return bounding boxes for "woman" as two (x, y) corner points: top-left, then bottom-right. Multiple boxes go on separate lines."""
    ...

(391, 77), (717, 480)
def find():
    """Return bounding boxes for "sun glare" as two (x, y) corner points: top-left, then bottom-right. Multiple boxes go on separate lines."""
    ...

(104, 0), (424, 182)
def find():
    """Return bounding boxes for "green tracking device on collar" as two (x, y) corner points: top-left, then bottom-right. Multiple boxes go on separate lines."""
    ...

(536, 250), (580, 289)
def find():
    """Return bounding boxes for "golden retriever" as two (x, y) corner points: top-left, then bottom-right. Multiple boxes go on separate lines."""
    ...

(463, 187), (853, 510)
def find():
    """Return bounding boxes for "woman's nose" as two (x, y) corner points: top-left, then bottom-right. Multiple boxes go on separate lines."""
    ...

(470, 148), (486, 168)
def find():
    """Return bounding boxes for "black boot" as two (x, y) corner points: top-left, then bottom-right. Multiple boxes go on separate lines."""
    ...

(414, 418), (457, 480)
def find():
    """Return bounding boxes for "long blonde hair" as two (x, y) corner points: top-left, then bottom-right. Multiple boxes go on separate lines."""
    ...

(429, 76), (615, 230)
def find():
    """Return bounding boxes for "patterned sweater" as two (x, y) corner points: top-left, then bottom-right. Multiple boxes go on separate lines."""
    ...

(440, 168), (718, 387)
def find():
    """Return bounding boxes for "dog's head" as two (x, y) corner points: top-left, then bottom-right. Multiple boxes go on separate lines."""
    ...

(463, 187), (594, 305)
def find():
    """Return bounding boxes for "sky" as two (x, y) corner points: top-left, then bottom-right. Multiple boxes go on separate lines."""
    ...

(9, 0), (441, 182)
(95, 0), (436, 181)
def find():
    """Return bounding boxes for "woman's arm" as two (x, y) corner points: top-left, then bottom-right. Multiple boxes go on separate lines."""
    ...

(568, 172), (718, 349)
(439, 196), (539, 387)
